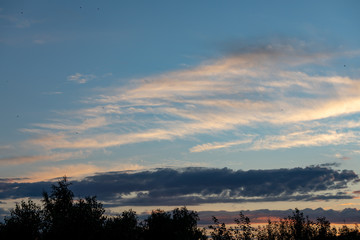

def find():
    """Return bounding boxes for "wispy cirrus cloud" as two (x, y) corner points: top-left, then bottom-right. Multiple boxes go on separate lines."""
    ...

(0, 145), (13, 151)
(16, 42), (360, 157)
(251, 130), (359, 151)
(42, 91), (63, 95)
(190, 139), (253, 153)
(0, 151), (88, 166)
(0, 13), (41, 28)
(32, 116), (108, 132)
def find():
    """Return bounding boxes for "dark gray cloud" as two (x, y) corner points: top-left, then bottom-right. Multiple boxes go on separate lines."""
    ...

(318, 162), (341, 168)
(198, 208), (360, 225)
(0, 180), (51, 199)
(0, 166), (358, 206)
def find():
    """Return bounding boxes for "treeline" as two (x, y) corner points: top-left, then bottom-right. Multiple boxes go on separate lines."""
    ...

(0, 178), (360, 240)
(209, 210), (360, 240)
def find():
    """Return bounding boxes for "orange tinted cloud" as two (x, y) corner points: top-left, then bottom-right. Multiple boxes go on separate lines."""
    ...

(17, 163), (144, 183)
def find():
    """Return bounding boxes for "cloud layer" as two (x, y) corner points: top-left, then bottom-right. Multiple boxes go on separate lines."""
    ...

(2, 41), (360, 192)
(12, 42), (359, 163)
(0, 166), (358, 206)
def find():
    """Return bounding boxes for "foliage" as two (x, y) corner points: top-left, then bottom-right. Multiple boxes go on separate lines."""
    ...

(41, 177), (105, 240)
(143, 207), (206, 240)
(172, 207), (207, 240)
(233, 212), (254, 240)
(0, 199), (42, 240)
(104, 209), (140, 240)
(209, 216), (233, 240)
(209, 209), (360, 240)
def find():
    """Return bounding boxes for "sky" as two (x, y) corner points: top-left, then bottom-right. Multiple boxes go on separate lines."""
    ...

(1, 0), (360, 222)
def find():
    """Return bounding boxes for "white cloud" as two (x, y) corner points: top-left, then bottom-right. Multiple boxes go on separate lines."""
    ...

(190, 139), (253, 153)
(67, 73), (95, 84)
(42, 91), (63, 95)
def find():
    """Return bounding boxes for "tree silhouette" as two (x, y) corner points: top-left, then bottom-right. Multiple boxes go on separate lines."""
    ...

(314, 216), (335, 239)
(143, 209), (173, 240)
(338, 224), (360, 239)
(104, 209), (140, 240)
(143, 207), (206, 240)
(0, 199), (42, 240)
(209, 216), (233, 240)
(42, 176), (105, 240)
(71, 196), (105, 239)
(42, 176), (74, 238)
(172, 207), (207, 240)
(233, 212), (254, 240)
(286, 208), (314, 240)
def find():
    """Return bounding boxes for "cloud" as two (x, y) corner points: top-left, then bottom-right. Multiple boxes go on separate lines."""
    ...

(0, 145), (13, 155)
(18, 163), (144, 183)
(75, 105), (123, 117)
(22, 164), (102, 183)
(42, 91), (63, 95)
(19, 42), (360, 155)
(251, 130), (358, 150)
(0, 178), (27, 183)
(0, 14), (40, 28)
(0, 151), (87, 166)
(67, 73), (95, 84)
(32, 116), (108, 131)
(0, 145), (13, 150)
(190, 139), (252, 152)
(197, 208), (360, 224)
(0, 166), (357, 206)
(335, 153), (351, 161)
(319, 162), (341, 168)
(73, 166), (359, 206)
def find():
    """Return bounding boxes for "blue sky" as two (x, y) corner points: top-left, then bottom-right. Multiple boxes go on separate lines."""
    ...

(1, 0), (360, 217)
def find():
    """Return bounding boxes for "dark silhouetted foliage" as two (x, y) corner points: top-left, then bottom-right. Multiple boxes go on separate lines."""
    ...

(234, 212), (254, 240)
(172, 207), (207, 240)
(142, 207), (206, 240)
(0, 199), (42, 240)
(209, 209), (360, 240)
(143, 209), (173, 240)
(104, 209), (141, 240)
(41, 177), (105, 240)
(209, 216), (233, 240)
